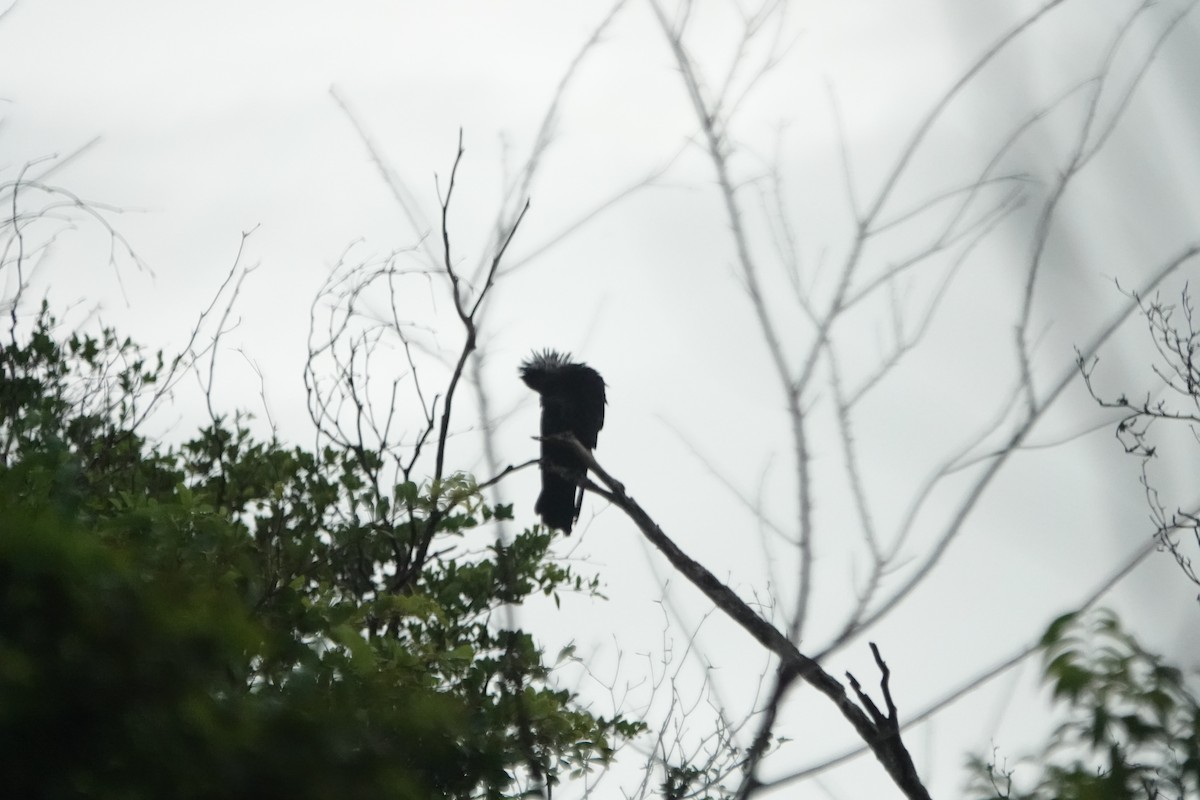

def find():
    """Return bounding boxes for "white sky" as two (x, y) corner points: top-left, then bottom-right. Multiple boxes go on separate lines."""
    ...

(4, 1), (1200, 797)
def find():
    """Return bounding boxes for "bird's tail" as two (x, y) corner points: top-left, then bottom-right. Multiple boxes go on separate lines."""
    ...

(536, 469), (579, 534)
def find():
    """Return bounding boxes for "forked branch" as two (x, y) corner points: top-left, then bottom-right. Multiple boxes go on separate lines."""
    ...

(556, 433), (932, 800)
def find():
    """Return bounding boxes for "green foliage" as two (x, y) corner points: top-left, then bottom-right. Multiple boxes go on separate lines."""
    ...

(967, 609), (1200, 800)
(0, 304), (645, 797)
(0, 493), (468, 799)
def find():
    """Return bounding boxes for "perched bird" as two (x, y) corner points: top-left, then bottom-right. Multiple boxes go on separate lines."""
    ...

(519, 350), (606, 534)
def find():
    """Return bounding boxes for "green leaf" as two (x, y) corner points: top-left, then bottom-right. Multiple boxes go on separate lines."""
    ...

(395, 481), (419, 506)
(1041, 611), (1079, 647)
(331, 623), (377, 667)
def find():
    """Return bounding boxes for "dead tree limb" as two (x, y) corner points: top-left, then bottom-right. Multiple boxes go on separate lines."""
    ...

(560, 434), (933, 800)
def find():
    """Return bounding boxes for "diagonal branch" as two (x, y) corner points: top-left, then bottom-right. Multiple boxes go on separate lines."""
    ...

(555, 433), (933, 800)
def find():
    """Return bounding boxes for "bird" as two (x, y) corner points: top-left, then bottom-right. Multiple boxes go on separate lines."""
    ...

(519, 350), (606, 534)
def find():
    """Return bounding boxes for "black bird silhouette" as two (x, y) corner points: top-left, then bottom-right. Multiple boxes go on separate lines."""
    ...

(519, 350), (606, 533)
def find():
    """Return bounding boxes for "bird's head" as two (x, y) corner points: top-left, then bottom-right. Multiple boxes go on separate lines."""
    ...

(519, 349), (575, 393)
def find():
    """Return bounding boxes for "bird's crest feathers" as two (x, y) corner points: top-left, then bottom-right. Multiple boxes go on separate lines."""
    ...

(520, 349), (575, 375)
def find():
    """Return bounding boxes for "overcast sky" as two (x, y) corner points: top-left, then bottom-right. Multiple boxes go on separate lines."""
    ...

(4, 1), (1200, 796)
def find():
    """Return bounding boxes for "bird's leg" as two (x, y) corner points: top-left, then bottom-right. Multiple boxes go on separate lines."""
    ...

(572, 483), (585, 526)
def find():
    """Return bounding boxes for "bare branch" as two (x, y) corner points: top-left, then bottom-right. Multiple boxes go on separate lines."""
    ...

(557, 433), (933, 800)
(819, 245), (1200, 658)
(768, 532), (1160, 788)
